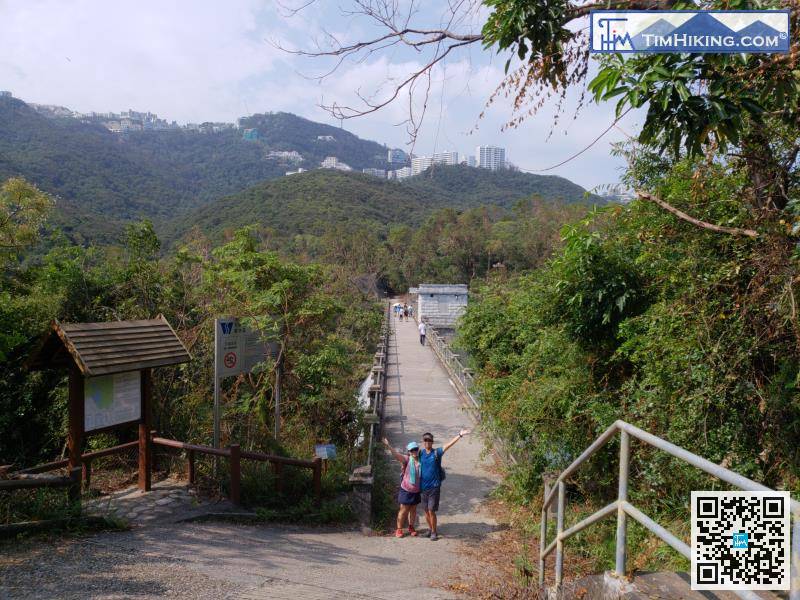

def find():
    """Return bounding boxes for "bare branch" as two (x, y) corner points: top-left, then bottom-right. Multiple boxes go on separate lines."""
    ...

(637, 191), (759, 238)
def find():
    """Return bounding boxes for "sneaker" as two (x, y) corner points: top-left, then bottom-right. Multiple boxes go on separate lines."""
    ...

(408, 526), (418, 537)
(395, 528), (404, 538)
(424, 530), (431, 538)
(430, 532), (439, 541)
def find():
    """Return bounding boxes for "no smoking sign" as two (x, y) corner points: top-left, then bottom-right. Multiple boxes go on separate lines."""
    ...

(223, 352), (237, 369)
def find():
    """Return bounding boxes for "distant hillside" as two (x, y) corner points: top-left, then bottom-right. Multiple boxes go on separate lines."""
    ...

(166, 166), (600, 245)
(405, 164), (594, 206)
(0, 99), (390, 242)
(237, 112), (389, 170)
(164, 170), (434, 243)
(0, 96), (598, 246)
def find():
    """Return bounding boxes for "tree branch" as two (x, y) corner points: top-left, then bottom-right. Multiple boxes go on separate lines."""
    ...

(636, 191), (758, 238)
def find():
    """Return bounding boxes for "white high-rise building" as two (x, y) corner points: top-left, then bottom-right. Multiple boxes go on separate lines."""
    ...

(411, 156), (434, 175)
(476, 146), (506, 170)
(391, 167), (413, 180)
(432, 151), (460, 166)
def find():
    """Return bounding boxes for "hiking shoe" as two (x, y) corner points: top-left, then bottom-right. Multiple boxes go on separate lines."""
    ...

(394, 528), (404, 538)
(424, 530), (431, 538)
(430, 532), (439, 541)
(408, 526), (418, 537)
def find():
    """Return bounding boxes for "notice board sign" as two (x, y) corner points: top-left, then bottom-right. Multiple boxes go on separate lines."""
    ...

(84, 370), (141, 431)
(215, 317), (279, 379)
(315, 444), (337, 460)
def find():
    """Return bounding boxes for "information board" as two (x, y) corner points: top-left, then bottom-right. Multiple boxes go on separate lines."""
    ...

(84, 370), (141, 431)
(215, 318), (279, 378)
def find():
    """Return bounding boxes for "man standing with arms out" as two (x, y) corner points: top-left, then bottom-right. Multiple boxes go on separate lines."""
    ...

(418, 320), (426, 346)
(419, 429), (470, 540)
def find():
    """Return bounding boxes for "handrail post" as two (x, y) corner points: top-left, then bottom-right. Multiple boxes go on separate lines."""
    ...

(539, 485), (549, 586)
(791, 515), (799, 600)
(229, 444), (241, 505)
(615, 430), (630, 577)
(555, 480), (566, 587)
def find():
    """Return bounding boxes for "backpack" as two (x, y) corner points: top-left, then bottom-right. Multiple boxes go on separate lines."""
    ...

(435, 451), (446, 483)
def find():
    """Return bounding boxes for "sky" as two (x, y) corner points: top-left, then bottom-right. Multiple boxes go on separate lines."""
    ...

(0, 0), (641, 190)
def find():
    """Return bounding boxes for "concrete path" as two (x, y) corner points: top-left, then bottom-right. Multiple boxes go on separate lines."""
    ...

(0, 315), (500, 600)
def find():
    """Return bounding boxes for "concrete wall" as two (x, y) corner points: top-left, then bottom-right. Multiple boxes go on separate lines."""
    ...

(415, 285), (468, 329)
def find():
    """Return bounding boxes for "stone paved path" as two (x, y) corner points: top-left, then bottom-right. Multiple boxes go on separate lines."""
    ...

(84, 477), (235, 526)
(0, 314), (500, 599)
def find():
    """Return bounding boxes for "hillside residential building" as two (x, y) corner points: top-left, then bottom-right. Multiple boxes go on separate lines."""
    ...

(411, 156), (434, 175)
(317, 135), (336, 141)
(321, 156), (352, 171)
(389, 167), (413, 180)
(242, 128), (258, 141)
(432, 151), (460, 166)
(387, 148), (408, 164)
(267, 150), (302, 161)
(0, 91), (12, 98)
(466, 155), (477, 167)
(362, 168), (386, 178)
(286, 168), (308, 176)
(476, 145), (506, 170)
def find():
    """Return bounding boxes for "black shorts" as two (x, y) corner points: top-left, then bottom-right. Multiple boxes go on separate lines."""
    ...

(420, 486), (441, 512)
(398, 488), (421, 505)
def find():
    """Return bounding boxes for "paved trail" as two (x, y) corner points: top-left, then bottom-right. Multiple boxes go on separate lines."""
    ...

(0, 315), (499, 600)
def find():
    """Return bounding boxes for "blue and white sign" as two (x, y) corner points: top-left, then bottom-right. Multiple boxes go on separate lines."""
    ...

(591, 11), (789, 54)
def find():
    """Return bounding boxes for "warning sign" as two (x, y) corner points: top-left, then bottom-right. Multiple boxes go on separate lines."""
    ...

(215, 317), (278, 379)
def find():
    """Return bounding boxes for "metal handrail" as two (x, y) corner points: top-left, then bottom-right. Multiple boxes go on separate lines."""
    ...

(539, 419), (800, 600)
(423, 322), (518, 466)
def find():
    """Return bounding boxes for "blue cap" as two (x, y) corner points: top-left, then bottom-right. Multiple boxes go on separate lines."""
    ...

(406, 441), (419, 451)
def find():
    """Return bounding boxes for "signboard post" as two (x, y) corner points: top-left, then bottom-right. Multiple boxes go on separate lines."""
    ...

(213, 317), (279, 448)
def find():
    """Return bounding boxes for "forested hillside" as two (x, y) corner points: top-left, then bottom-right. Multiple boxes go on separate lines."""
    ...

(0, 97), (595, 247)
(167, 166), (596, 245)
(406, 164), (596, 206)
(237, 112), (389, 170)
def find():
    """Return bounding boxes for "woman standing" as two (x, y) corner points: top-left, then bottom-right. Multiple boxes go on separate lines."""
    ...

(382, 438), (421, 537)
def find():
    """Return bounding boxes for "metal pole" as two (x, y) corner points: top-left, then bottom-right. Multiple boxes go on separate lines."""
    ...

(540, 475), (551, 586)
(274, 358), (281, 442)
(213, 318), (221, 449)
(555, 480), (566, 587)
(615, 430), (630, 577)
(791, 514), (799, 600)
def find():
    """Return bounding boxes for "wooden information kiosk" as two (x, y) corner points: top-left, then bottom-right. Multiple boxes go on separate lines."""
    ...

(28, 316), (190, 491)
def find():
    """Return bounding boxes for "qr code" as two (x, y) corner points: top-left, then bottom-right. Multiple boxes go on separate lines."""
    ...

(691, 491), (790, 590)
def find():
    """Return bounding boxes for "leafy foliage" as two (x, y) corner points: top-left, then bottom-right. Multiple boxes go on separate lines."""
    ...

(460, 156), (800, 513)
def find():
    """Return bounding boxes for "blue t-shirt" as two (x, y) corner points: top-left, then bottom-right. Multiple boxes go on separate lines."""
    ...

(419, 447), (444, 490)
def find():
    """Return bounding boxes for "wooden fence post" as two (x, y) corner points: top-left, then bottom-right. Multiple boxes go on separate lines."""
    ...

(82, 460), (92, 491)
(187, 450), (195, 485)
(313, 457), (322, 505)
(272, 461), (284, 494)
(67, 467), (82, 511)
(138, 369), (152, 492)
(229, 444), (241, 505)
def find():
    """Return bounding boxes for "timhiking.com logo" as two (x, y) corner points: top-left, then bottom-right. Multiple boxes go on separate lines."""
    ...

(590, 11), (790, 54)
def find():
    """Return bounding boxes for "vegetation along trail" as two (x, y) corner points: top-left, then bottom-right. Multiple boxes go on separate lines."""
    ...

(0, 313), (501, 600)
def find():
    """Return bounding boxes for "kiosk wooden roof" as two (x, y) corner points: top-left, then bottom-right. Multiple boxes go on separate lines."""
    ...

(29, 315), (190, 376)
